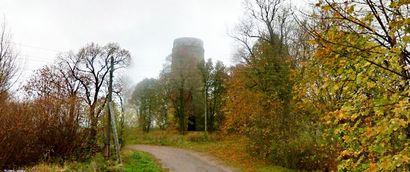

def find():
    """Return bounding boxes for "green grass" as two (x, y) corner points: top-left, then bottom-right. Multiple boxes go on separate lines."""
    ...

(123, 151), (162, 172)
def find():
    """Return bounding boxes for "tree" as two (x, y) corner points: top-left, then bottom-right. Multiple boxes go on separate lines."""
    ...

(224, 39), (295, 162)
(200, 59), (228, 132)
(23, 64), (87, 161)
(131, 78), (158, 133)
(156, 67), (172, 130)
(307, 0), (410, 170)
(199, 58), (213, 133)
(0, 20), (17, 96)
(208, 61), (228, 131)
(24, 64), (82, 127)
(169, 72), (192, 134)
(60, 43), (130, 146)
(231, 0), (292, 63)
(230, 0), (294, 135)
(225, 0), (302, 166)
(113, 76), (128, 146)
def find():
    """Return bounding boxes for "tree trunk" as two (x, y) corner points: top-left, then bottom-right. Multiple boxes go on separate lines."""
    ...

(88, 106), (98, 147)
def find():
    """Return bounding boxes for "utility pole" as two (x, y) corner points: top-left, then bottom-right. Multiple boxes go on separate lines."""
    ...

(204, 79), (208, 134)
(104, 56), (113, 160)
(201, 62), (208, 134)
(104, 55), (121, 163)
(110, 99), (122, 163)
(204, 88), (207, 133)
(118, 95), (125, 147)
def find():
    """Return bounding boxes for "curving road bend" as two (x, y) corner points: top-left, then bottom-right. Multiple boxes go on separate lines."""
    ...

(126, 145), (238, 172)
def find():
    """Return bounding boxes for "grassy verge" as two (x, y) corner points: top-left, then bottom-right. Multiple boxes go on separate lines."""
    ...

(27, 150), (162, 172)
(122, 150), (162, 172)
(27, 153), (121, 172)
(124, 128), (294, 172)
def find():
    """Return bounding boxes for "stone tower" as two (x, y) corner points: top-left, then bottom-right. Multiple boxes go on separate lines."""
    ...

(171, 37), (204, 73)
(170, 37), (205, 131)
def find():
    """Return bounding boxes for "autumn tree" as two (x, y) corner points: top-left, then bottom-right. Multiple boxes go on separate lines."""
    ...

(23, 64), (87, 161)
(225, 0), (306, 167)
(229, 0), (294, 136)
(307, 0), (410, 170)
(24, 64), (82, 125)
(224, 39), (295, 161)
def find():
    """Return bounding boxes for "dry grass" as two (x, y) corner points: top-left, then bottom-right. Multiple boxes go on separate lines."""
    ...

(26, 163), (65, 172)
(179, 134), (293, 172)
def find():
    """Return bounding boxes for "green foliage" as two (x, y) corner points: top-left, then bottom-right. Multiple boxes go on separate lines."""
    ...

(199, 58), (229, 132)
(131, 78), (162, 133)
(123, 152), (162, 172)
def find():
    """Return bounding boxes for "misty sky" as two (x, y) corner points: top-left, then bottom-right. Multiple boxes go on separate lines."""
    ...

(0, 0), (308, 87)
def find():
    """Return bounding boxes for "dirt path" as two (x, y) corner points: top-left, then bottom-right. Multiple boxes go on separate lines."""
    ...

(126, 145), (238, 172)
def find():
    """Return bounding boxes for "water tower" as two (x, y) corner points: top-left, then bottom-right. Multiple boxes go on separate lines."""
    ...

(170, 37), (205, 131)
(171, 37), (204, 73)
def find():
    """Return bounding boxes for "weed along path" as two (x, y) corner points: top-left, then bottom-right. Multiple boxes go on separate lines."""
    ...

(126, 145), (238, 172)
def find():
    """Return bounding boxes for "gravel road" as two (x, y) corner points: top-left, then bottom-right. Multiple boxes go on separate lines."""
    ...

(126, 145), (238, 172)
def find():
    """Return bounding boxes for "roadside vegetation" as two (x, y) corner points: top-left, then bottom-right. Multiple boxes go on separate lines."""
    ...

(123, 151), (162, 172)
(27, 151), (162, 172)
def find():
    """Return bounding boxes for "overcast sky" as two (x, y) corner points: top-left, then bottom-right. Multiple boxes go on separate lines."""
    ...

(0, 0), (308, 88)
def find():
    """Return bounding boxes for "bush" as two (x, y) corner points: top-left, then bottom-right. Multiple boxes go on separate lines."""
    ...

(0, 97), (89, 169)
(268, 133), (337, 171)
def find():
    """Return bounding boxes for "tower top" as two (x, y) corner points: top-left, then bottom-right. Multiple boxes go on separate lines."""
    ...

(173, 37), (203, 48)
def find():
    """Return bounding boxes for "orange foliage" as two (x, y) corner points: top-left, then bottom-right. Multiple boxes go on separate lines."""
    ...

(0, 95), (88, 169)
(222, 64), (262, 134)
(0, 65), (90, 168)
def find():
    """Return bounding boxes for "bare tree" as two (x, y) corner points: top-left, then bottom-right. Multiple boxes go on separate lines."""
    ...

(60, 43), (130, 146)
(0, 20), (18, 94)
(231, 0), (293, 63)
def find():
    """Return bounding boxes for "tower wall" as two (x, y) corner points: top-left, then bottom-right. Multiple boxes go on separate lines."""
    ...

(170, 37), (205, 131)
(171, 37), (204, 73)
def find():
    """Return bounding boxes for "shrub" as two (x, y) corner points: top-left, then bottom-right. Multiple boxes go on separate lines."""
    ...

(0, 98), (89, 169)
(269, 136), (337, 171)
